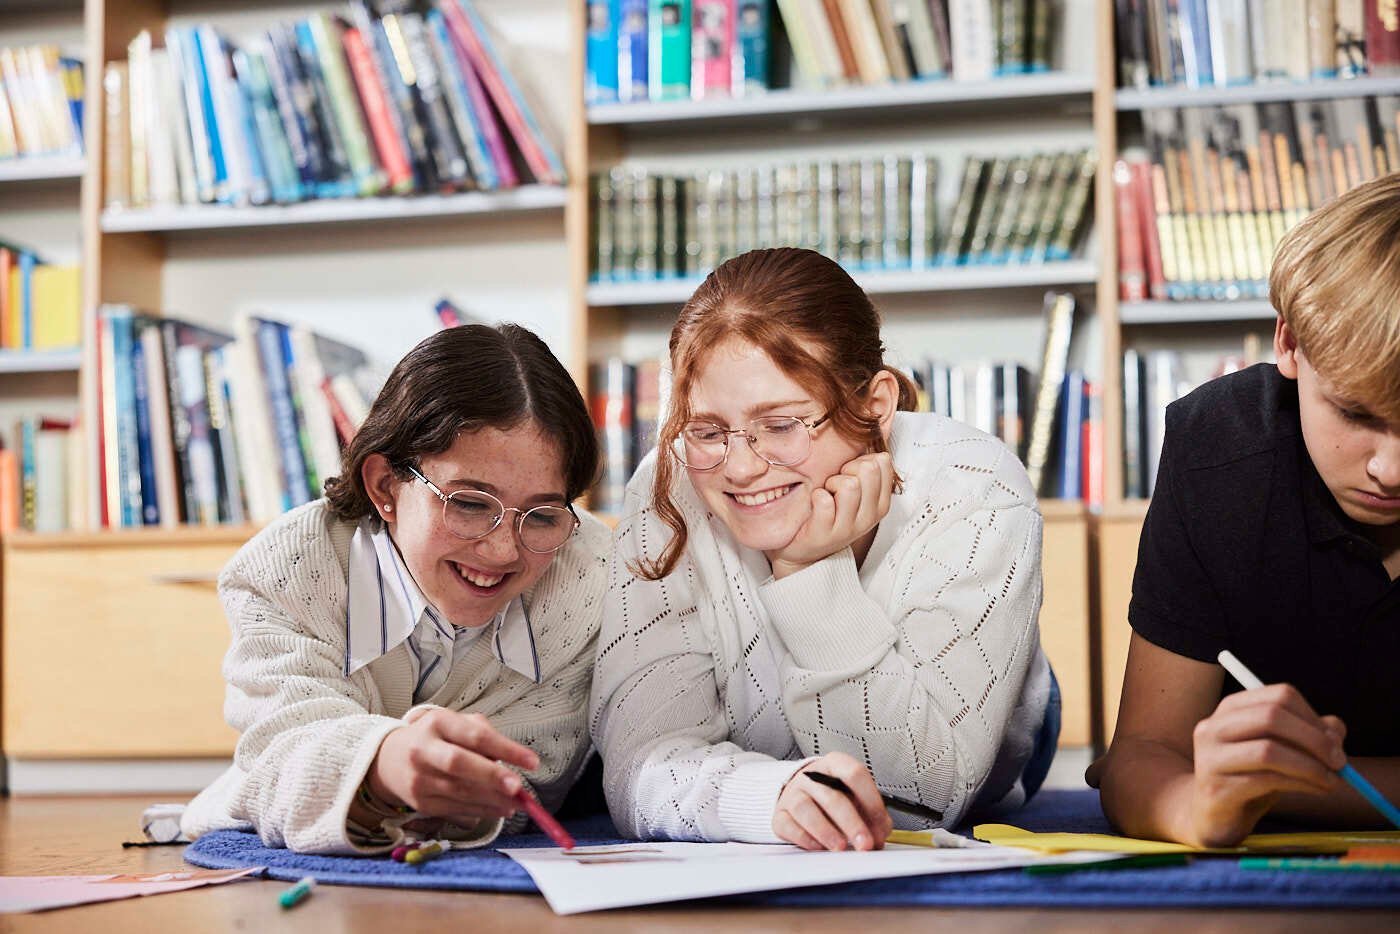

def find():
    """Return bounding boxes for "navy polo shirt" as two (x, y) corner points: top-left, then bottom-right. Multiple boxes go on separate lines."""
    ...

(1129, 364), (1400, 756)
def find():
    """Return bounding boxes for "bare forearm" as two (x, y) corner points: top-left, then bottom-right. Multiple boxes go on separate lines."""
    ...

(1271, 757), (1400, 828)
(1096, 738), (1200, 844)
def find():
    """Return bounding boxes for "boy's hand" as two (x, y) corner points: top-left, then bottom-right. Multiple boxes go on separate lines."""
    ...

(1189, 683), (1347, 847)
(768, 452), (894, 579)
(368, 708), (540, 827)
(773, 752), (893, 851)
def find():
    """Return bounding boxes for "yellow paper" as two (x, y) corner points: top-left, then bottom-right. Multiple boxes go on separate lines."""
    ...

(974, 824), (1400, 855)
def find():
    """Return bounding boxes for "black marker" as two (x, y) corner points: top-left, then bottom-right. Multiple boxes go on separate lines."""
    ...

(805, 771), (944, 823)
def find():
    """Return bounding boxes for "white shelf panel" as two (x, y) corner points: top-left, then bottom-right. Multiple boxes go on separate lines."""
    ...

(589, 260), (1099, 306)
(99, 185), (568, 233)
(589, 73), (1096, 128)
(1119, 299), (1277, 324)
(1116, 76), (1400, 110)
(0, 349), (82, 374)
(0, 154), (85, 183)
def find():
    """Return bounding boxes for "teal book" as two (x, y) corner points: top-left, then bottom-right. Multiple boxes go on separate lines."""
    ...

(648, 0), (691, 101)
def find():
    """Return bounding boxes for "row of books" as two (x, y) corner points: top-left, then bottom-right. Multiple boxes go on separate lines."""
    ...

(0, 418), (78, 534)
(0, 45), (83, 161)
(1122, 338), (1269, 499)
(104, 0), (562, 213)
(590, 148), (1095, 282)
(1115, 0), (1400, 89)
(1, 243), (81, 352)
(94, 307), (383, 530)
(1115, 96), (1400, 302)
(586, 0), (1063, 104)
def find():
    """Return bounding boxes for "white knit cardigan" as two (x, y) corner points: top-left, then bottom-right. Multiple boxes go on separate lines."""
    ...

(181, 499), (610, 855)
(589, 411), (1051, 843)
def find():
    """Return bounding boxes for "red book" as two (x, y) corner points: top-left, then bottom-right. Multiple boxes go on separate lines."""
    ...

(0, 247), (11, 349)
(1114, 159), (1147, 303)
(446, 20), (519, 188)
(1366, 0), (1400, 76)
(320, 377), (358, 446)
(0, 448), (18, 533)
(691, 0), (736, 99)
(1130, 159), (1167, 301)
(440, 0), (563, 184)
(342, 25), (415, 194)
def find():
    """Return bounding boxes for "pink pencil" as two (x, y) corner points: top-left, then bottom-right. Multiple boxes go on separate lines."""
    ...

(515, 787), (575, 850)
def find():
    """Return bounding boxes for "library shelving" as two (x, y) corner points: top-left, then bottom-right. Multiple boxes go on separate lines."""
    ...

(1115, 75), (1400, 111)
(588, 72), (1096, 129)
(0, 154), (86, 183)
(0, 349), (82, 374)
(1117, 299), (1278, 326)
(99, 184), (567, 234)
(585, 260), (1101, 307)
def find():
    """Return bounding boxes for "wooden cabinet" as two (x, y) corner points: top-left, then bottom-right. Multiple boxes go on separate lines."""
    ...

(2, 530), (248, 757)
(1040, 504), (1093, 748)
(1095, 507), (1148, 746)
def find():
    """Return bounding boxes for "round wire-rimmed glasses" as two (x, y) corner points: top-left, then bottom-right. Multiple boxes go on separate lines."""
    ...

(403, 464), (579, 554)
(672, 413), (832, 471)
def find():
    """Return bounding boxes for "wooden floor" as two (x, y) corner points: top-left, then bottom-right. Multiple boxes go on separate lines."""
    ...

(2, 795), (1398, 932)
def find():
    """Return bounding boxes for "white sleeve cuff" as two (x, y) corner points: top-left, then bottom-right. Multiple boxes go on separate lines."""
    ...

(716, 757), (813, 843)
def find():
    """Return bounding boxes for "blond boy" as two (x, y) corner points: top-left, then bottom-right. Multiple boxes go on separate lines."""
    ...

(1089, 172), (1400, 846)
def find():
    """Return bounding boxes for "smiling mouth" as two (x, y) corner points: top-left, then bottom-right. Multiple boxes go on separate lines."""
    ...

(450, 561), (511, 591)
(728, 483), (800, 508)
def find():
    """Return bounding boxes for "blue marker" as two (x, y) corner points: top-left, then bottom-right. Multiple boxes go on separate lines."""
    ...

(278, 875), (315, 909)
(1218, 650), (1400, 830)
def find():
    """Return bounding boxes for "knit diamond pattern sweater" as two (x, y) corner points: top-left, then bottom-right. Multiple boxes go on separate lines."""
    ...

(181, 499), (610, 855)
(589, 412), (1051, 844)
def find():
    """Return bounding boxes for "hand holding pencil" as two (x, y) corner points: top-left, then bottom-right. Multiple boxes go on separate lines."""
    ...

(773, 753), (893, 852)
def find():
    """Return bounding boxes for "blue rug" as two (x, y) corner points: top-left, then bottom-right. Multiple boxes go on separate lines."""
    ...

(184, 790), (1400, 908)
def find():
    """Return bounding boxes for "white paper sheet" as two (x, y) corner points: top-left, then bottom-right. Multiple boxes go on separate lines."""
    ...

(500, 840), (1121, 914)
(0, 867), (263, 914)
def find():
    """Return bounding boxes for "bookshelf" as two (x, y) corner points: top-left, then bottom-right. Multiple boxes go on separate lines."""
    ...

(1115, 75), (1400, 111)
(0, 154), (86, 182)
(0, 349), (83, 373)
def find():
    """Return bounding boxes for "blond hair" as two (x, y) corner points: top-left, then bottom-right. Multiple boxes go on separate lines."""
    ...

(1269, 171), (1400, 422)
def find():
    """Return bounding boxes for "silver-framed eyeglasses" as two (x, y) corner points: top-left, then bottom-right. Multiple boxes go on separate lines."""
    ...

(672, 413), (832, 471)
(404, 464), (579, 554)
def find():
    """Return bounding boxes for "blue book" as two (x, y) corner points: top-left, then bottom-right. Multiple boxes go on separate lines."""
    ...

(190, 27), (231, 202)
(586, 0), (620, 103)
(1057, 370), (1085, 500)
(234, 48), (303, 203)
(734, 0), (769, 95)
(105, 308), (143, 527)
(278, 323), (320, 501)
(254, 319), (311, 509)
(17, 251), (36, 349)
(1178, 0), (1213, 88)
(129, 327), (160, 525)
(617, 0), (648, 103)
(19, 418), (35, 530)
(427, 8), (498, 189)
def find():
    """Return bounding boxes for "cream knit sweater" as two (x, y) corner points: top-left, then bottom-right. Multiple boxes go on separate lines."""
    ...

(181, 499), (610, 855)
(590, 412), (1051, 843)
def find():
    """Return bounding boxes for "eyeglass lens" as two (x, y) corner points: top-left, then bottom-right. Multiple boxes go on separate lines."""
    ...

(677, 416), (810, 469)
(441, 491), (575, 552)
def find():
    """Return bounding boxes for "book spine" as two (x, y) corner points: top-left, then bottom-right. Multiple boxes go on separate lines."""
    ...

(344, 24), (415, 193)
(1134, 158), (1169, 300)
(660, 174), (682, 277)
(233, 49), (302, 204)
(308, 14), (384, 196)
(1028, 151), (1074, 262)
(939, 155), (987, 265)
(392, 10), (470, 187)
(949, 0), (995, 80)
(444, 0), (566, 182)
(734, 0), (770, 93)
(129, 326), (160, 525)
(255, 320), (312, 509)
(1367, 0), (1400, 76)
(1115, 159), (1147, 302)
(593, 171), (616, 280)
(692, 0), (736, 98)
(587, 0), (622, 103)
(1048, 150), (1096, 261)
(619, 0), (651, 101)
(205, 346), (246, 525)
(869, 0), (914, 80)
(103, 63), (130, 209)
(109, 310), (143, 527)
(650, 0), (694, 100)
(292, 22), (357, 197)
(174, 337), (220, 525)
(279, 325), (321, 501)
(427, 8), (496, 189)
(1336, 0), (1367, 77)
(264, 27), (327, 191)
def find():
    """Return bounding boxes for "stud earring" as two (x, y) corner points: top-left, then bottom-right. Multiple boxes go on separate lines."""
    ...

(382, 503), (393, 513)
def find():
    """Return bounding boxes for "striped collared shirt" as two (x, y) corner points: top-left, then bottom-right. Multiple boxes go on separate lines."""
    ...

(344, 520), (541, 699)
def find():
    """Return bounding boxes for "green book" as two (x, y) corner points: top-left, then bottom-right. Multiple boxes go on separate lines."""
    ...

(648, 0), (691, 101)
(307, 14), (384, 196)
(592, 172), (615, 281)
(939, 155), (987, 265)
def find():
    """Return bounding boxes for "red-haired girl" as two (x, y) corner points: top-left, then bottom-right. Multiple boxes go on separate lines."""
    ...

(590, 248), (1059, 850)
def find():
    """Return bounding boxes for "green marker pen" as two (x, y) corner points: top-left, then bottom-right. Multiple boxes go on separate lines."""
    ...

(279, 876), (316, 909)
